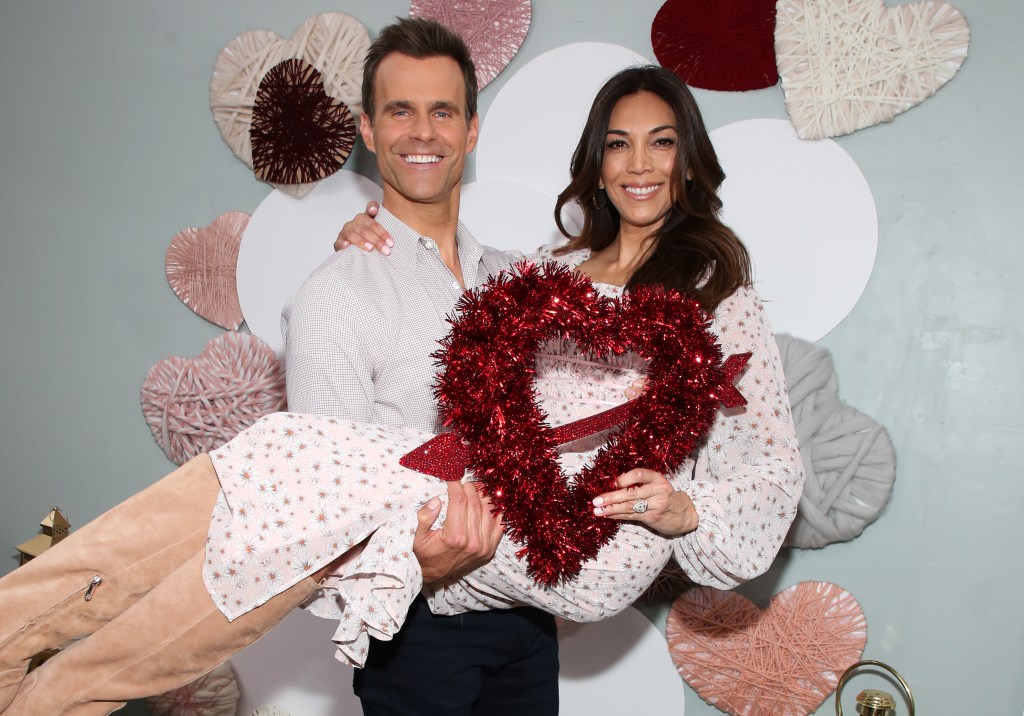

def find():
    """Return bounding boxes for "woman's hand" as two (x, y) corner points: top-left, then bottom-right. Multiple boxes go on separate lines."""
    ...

(592, 468), (697, 537)
(334, 201), (394, 254)
(624, 377), (647, 399)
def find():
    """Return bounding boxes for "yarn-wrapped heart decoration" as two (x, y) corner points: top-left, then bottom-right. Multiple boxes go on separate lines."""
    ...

(147, 660), (239, 716)
(775, 0), (970, 139)
(250, 58), (356, 185)
(410, 0), (532, 89)
(667, 582), (867, 716)
(415, 262), (750, 585)
(210, 12), (370, 197)
(141, 332), (286, 465)
(165, 211), (249, 330)
(652, 0), (779, 91)
(775, 334), (896, 549)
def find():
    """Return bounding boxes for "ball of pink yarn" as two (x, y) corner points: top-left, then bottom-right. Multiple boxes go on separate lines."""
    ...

(141, 332), (286, 465)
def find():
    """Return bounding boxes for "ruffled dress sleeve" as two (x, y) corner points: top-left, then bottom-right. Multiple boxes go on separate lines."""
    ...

(671, 286), (804, 588)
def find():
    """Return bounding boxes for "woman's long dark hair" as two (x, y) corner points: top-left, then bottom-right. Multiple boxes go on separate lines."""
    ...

(554, 66), (751, 311)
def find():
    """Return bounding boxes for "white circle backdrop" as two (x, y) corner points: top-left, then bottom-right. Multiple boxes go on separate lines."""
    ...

(231, 607), (684, 715)
(475, 42), (649, 202)
(236, 170), (381, 356)
(710, 119), (877, 340)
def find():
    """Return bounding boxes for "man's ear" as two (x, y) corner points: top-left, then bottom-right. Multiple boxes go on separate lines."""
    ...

(466, 113), (480, 153)
(360, 112), (376, 154)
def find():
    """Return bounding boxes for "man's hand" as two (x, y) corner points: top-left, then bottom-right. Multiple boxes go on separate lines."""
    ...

(413, 481), (504, 585)
(335, 201), (395, 254)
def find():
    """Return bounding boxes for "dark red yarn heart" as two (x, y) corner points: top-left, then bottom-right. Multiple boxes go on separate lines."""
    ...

(408, 262), (749, 585)
(652, 0), (779, 91)
(250, 58), (356, 185)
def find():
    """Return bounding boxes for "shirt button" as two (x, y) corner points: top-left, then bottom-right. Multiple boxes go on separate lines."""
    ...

(451, 280), (461, 291)
(422, 238), (436, 250)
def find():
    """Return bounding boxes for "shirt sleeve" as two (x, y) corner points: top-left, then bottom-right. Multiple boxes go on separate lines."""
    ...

(282, 268), (376, 421)
(670, 285), (805, 589)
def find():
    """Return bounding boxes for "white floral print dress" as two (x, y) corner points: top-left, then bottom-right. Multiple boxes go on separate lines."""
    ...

(204, 247), (803, 667)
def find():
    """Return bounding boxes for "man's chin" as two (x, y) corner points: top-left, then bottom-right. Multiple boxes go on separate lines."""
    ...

(383, 182), (456, 208)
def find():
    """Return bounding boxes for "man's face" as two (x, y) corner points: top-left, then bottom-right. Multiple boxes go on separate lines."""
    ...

(361, 53), (479, 212)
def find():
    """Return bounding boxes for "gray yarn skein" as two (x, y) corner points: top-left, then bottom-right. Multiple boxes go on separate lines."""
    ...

(775, 334), (896, 549)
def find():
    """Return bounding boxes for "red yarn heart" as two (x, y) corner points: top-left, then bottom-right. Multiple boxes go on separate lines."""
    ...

(428, 263), (749, 584)
(652, 0), (778, 91)
(667, 582), (867, 716)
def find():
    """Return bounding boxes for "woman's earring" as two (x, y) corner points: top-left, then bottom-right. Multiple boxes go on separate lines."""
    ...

(593, 189), (607, 210)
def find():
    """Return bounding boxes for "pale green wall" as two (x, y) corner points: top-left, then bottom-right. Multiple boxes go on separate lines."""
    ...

(1, 1), (1021, 713)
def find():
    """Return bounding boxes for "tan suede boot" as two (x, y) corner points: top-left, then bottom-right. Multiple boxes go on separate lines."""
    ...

(0, 455), (221, 711)
(6, 552), (320, 716)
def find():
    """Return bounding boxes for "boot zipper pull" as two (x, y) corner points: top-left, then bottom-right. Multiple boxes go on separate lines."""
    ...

(84, 576), (102, 601)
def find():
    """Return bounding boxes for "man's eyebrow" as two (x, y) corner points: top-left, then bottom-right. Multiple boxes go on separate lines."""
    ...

(430, 100), (461, 115)
(380, 100), (462, 115)
(381, 100), (413, 113)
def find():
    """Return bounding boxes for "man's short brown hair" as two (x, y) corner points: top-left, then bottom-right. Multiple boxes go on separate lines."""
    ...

(361, 17), (478, 122)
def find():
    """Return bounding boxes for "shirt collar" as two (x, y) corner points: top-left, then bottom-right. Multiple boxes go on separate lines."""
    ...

(375, 207), (485, 287)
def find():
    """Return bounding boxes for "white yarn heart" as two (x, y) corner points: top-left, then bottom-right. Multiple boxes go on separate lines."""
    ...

(775, 0), (970, 139)
(210, 13), (370, 197)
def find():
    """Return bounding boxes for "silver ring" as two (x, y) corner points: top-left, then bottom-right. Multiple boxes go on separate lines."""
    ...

(631, 498), (649, 514)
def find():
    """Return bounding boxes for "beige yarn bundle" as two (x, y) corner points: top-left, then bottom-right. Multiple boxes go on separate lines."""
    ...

(210, 12), (370, 197)
(776, 334), (896, 549)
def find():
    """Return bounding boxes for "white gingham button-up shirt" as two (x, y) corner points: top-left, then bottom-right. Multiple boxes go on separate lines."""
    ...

(282, 208), (514, 432)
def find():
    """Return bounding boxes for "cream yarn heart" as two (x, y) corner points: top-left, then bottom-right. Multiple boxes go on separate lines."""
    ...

(210, 13), (370, 197)
(776, 0), (970, 139)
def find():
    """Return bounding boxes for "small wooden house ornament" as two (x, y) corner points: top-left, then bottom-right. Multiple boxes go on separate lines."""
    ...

(16, 507), (70, 565)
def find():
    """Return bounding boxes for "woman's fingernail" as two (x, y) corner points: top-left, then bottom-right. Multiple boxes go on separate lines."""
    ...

(592, 496), (604, 506)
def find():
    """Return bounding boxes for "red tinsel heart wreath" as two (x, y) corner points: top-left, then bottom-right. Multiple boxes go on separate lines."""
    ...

(403, 262), (749, 585)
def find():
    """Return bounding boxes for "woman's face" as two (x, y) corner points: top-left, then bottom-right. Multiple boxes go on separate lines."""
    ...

(599, 91), (679, 238)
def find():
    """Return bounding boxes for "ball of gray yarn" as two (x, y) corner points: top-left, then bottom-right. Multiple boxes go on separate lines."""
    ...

(775, 334), (897, 549)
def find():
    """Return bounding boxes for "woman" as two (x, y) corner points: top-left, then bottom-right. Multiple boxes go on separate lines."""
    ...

(0, 66), (802, 715)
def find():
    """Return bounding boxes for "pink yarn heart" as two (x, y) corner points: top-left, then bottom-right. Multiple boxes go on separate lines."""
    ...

(667, 582), (866, 716)
(165, 212), (249, 330)
(410, 0), (532, 89)
(140, 332), (286, 466)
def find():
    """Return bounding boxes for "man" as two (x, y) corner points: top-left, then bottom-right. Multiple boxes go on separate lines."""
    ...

(282, 18), (559, 716)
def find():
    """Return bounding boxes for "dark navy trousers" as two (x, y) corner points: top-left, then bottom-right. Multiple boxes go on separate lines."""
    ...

(353, 595), (559, 715)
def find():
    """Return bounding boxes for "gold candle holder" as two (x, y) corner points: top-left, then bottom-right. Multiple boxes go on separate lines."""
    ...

(835, 659), (915, 716)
